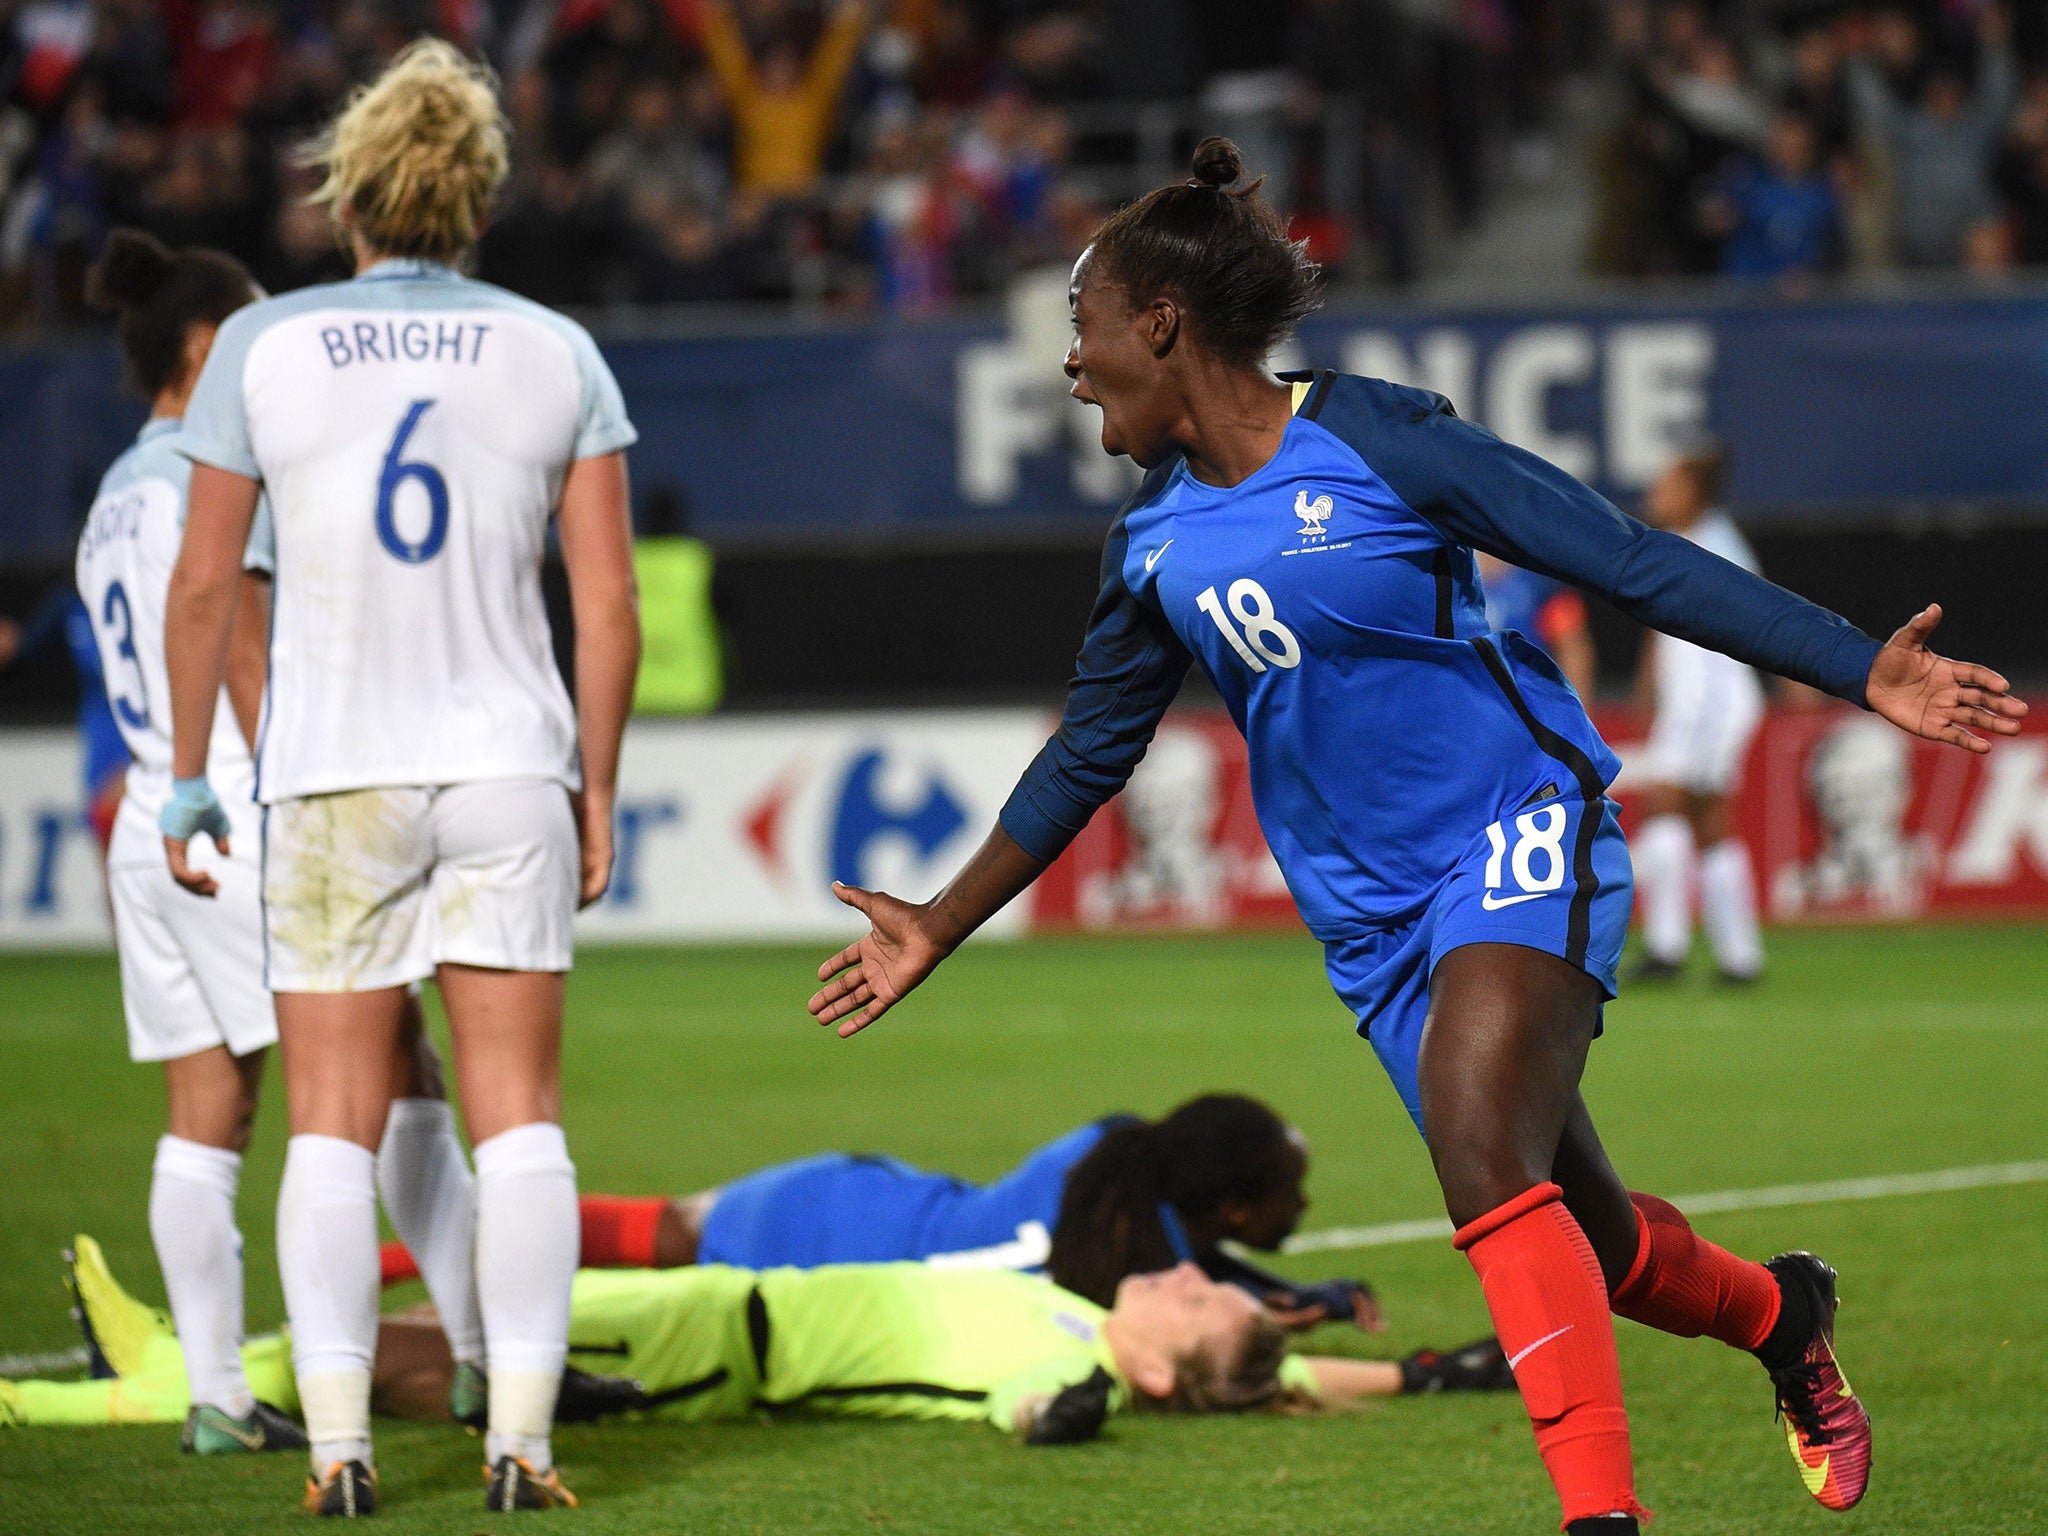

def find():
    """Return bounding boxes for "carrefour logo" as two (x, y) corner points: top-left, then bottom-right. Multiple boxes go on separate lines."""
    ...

(829, 749), (968, 891)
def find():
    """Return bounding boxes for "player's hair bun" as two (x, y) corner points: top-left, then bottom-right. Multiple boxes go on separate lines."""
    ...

(87, 228), (177, 312)
(1189, 136), (1244, 190)
(86, 227), (256, 399)
(304, 37), (509, 263)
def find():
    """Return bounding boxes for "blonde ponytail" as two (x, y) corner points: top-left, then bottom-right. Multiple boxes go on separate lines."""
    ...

(304, 38), (509, 262)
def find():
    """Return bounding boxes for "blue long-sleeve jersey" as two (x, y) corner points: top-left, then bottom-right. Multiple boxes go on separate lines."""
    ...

(999, 371), (1880, 937)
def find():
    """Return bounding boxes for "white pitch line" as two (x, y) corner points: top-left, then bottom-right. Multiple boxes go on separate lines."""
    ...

(0, 1344), (89, 1376)
(1282, 1158), (2048, 1255)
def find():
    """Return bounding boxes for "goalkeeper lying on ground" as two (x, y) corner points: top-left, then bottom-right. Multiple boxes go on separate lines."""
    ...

(10, 1238), (1509, 1445)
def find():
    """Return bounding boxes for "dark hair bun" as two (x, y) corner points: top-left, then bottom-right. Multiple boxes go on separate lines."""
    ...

(1189, 136), (1244, 189)
(88, 229), (177, 311)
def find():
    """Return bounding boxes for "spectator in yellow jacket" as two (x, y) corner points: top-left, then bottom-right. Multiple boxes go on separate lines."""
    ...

(699, 0), (869, 196)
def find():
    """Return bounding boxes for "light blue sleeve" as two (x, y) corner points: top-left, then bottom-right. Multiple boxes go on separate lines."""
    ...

(175, 305), (267, 480)
(242, 494), (275, 575)
(563, 319), (638, 460)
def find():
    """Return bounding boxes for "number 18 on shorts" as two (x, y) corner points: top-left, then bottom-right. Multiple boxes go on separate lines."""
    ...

(1321, 791), (1634, 1136)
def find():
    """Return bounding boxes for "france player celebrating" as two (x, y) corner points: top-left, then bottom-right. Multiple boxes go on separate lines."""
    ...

(159, 42), (641, 1516)
(811, 139), (2025, 1532)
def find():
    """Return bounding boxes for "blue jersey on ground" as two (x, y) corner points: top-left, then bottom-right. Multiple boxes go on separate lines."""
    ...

(997, 371), (1881, 1130)
(697, 1119), (1120, 1269)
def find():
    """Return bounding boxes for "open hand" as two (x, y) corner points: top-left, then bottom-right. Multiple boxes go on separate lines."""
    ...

(1265, 1282), (1385, 1333)
(808, 882), (949, 1037)
(1865, 605), (2027, 753)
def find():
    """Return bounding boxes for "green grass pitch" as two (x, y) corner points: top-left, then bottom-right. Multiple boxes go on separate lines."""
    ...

(1, 925), (2044, 1534)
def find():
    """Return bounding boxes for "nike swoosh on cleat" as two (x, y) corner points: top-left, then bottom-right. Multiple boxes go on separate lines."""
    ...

(1506, 1326), (1574, 1370)
(1797, 1446), (1831, 1497)
(1481, 890), (1546, 910)
(218, 1417), (269, 1450)
(1145, 540), (1173, 572)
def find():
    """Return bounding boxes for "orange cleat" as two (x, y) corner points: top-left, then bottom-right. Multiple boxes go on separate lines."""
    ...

(484, 1455), (579, 1512)
(305, 1459), (377, 1517)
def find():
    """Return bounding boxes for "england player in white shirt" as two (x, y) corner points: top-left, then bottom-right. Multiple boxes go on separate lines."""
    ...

(72, 229), (304, 1456)
(76, 227), (489, 1469)
(158, 41), (641, 1515)
(1630, 441), (1768, 983)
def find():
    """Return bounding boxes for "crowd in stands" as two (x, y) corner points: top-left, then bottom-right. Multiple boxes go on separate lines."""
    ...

(0, 0), (1587, 322)
(0, 0), (2046, 326)
(1591, 0), (2048, 283)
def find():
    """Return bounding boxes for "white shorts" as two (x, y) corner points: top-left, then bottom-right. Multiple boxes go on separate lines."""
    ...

(1638, 640), (1766, 795)
(108, 856), (276, 1064)
(262, 780), (579, 993)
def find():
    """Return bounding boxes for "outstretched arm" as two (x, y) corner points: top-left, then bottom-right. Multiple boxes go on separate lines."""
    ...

(809, 824), (1044, 1036)
(1297, 1355), (1403, 1407)
(810, 504), (1190, 1036)
(1344, 386), (2025, 746)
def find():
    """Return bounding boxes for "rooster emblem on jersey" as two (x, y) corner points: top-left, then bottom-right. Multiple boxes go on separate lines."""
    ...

(1294, 489), (1334, 541)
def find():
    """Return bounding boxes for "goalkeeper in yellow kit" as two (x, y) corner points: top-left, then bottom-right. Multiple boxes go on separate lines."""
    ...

(11, 1238), (1508, 1446)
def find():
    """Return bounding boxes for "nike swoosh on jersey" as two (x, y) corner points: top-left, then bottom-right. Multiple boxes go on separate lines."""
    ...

(1481, 889), (1547, 910)
(1507, 1325), (1575, 1370)
(1145, 540), (1174, 572)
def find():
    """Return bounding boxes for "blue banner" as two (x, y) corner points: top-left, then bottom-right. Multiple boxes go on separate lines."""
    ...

(5, 287), (2046, 559)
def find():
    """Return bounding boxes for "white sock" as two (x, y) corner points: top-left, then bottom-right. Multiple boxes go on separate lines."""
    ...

(474, 1121), (578, 1471)
(376, 1098), (484, 1367)
(277, 1134), (380, 1471)
(1633, 813), (1696, 965)
(149, 1135), (254, 1418)
(1699, 838), (1765, 979)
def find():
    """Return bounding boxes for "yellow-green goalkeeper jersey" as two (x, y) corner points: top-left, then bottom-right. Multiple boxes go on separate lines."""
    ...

(563, 1263), (1318, 1432)
(566, 1263), (1119, 1431)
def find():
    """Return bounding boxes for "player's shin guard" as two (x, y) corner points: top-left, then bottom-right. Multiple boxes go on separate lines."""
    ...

(577, 1195), (669, 1267)
(1609, 1191), (1780, 1350)
(376, 1098), (484, 1367)
(1455, 1183), (1647, 1530)
(276, 1135), (380, 1472)
(475, 1121), (578, 1474)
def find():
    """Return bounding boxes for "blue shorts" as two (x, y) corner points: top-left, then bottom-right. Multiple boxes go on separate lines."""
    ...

(1322, 793), (1633, 1137)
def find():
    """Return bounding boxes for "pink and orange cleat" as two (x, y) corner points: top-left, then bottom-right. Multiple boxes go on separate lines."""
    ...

(1765, 1252), (1872, 1512)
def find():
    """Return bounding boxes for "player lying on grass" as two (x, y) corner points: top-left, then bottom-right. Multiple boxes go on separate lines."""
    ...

(8, 1237), (1508, 1445)
(379, 1093), (1383, 1331)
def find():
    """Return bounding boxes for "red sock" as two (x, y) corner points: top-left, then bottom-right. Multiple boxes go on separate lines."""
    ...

(1610, 1191), (1780, 1350)
(578, 1195), (669, 1268)
(379, 1240), (421, 1286)
(1456, 1183), (1648, 1530)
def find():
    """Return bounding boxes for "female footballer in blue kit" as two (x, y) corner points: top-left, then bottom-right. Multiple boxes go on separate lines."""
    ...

(810, 140), (2026, 1532)
(382, 1094), (1381, 1329)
